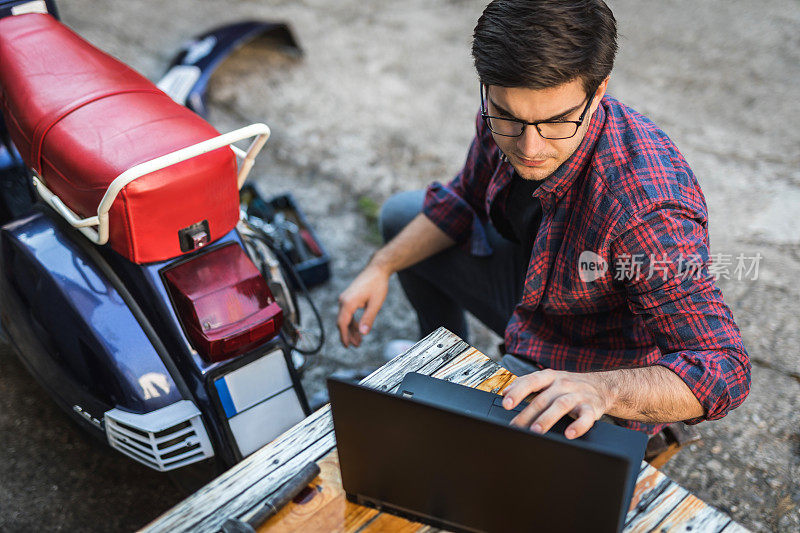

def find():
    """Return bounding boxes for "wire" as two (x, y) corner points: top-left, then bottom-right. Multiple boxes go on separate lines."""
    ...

(245, 229), (325, 356)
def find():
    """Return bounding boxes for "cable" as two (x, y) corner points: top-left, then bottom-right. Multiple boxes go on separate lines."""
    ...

(259, 233), (325, 355)
(244, 228), (325, 356)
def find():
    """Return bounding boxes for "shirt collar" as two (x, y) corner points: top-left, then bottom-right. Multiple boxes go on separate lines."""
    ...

(533, 100), (606, 201)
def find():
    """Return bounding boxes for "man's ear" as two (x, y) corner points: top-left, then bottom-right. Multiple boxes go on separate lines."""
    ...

(592, 77), (610, 107)
(585, 77), (610, 117)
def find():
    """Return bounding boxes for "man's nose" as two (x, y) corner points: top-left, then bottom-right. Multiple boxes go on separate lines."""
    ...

(517, 124), (547, 157)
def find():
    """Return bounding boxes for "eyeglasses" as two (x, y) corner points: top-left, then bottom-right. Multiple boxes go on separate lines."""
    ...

(480, 84), (595, 140)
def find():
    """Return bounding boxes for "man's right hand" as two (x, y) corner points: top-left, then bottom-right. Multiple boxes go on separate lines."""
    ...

(337, 263), (391, 347)
(336, 212), (456, 348)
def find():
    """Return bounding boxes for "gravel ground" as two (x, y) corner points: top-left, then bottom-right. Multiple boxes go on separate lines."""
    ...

(0, 1), (798, 531)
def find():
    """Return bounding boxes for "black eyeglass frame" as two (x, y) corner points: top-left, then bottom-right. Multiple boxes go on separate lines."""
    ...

(479, 84), (597, 140)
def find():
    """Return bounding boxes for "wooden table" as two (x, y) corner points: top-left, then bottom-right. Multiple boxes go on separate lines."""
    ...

(144, 328), (748, 533)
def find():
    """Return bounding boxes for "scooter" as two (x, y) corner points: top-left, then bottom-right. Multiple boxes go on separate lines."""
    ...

(0, 1), (314, 486)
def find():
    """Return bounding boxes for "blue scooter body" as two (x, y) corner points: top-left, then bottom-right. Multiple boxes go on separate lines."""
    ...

(0, 5), (310, 473)
(0, 199), (305, 468)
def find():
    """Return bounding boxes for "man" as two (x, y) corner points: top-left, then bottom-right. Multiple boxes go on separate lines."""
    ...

(337, 0), (750, 439)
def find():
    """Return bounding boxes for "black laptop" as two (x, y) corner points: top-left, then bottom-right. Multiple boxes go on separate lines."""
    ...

(327, 372), (648, 533)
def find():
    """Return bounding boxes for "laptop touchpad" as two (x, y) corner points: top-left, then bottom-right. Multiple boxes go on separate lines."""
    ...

(487, 396), (524, 424)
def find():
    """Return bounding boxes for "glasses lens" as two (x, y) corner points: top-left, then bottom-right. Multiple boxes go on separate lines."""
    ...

(487, 117), (524, 137)
(537, 122), (579, 139)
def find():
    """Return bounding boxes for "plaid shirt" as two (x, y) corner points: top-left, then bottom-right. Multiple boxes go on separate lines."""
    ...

(423, 96), (750, 433)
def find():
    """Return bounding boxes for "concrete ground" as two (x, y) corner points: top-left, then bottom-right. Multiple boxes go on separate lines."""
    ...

(0, 0), (797, 531)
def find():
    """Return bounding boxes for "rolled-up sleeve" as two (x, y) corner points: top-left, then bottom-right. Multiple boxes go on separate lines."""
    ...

(611, 207), (751, 423)
(423, 112), (497, 257)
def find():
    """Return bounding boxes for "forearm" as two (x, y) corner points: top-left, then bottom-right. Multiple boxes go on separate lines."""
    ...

(590, 365), (704, 423)
(370, 213), (455, 274)
(503, 365), (706, 439)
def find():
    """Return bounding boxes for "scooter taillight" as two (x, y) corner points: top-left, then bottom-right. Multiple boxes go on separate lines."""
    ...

(163, 243), (283, 363)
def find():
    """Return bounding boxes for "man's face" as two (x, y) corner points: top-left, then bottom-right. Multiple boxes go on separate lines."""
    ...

(485, 78), (607, 181)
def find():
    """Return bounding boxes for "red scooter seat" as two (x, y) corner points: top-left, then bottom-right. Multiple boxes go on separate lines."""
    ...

(0, 13), (240, 263)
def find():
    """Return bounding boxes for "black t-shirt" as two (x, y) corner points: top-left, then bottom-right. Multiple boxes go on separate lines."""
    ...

(490, 173), (543, 261)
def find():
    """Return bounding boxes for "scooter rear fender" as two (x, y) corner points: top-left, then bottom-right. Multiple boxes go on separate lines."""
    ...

(0, 208), (292, 468)
(158, 20), (302, 117)
(0, 210), (184, 429)
(92, 227), (303, 467)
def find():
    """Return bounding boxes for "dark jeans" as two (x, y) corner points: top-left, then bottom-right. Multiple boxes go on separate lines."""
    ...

(380, 190), (539, 374)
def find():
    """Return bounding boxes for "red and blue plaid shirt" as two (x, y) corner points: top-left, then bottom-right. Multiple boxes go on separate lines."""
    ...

(423, 96), (750, 433)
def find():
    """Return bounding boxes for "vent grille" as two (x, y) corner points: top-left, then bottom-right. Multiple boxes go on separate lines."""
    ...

(104, 401), (214, 471)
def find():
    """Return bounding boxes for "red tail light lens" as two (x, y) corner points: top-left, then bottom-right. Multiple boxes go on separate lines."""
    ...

(163, 243), (283, 362)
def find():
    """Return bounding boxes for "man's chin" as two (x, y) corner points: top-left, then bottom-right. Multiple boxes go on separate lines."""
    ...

(511, 161), (555, 181)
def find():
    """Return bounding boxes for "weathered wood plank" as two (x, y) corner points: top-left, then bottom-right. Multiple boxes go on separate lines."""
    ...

(626, 483), (690, 532)
(360, 328), (469, 393)
(624, 464), (747, 532)
(260, 451), (379, 532)
(257, 450), (433, 533)
(625, 466), (673, 525)
(473, 367), (516, 394)
(142, 405), (335, 532)
(651, 493), (733, 532)
(430, 347), (504, 388)
(201, 432), (338, 533)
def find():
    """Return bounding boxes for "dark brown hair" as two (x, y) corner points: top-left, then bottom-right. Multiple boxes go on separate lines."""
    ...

(472, 0), (617, 95)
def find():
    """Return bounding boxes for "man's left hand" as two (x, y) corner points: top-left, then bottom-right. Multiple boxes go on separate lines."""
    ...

(502, 369), (614, 440)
